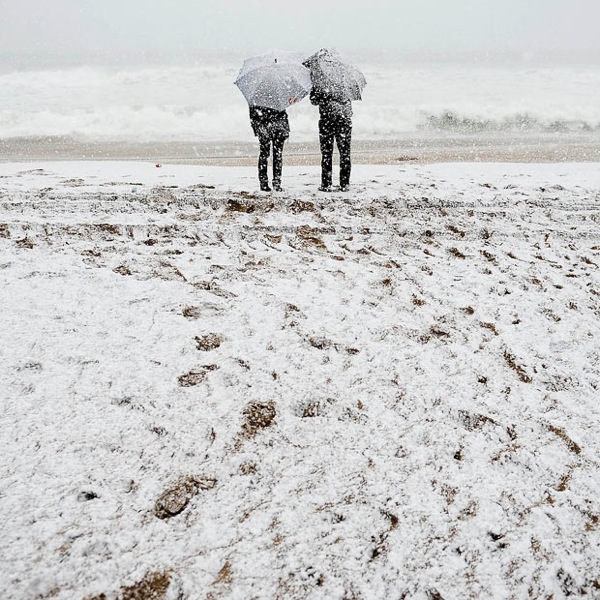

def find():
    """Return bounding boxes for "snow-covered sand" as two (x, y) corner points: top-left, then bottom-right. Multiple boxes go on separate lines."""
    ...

(1, 161), (599, 599)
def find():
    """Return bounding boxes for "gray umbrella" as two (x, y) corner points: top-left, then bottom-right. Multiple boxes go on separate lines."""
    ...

(303, 48), (366, 101)
(234, 50), (312, 112)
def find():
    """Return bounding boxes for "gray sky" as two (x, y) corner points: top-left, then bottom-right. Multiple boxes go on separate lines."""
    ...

(1, 0), (599, 62)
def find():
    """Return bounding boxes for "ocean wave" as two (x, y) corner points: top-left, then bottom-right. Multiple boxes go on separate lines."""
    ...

(3, 106), (600, 141)
(420, 111), (600, 134)
(0, 106), (252, 141)
(2, 62), (600, 141)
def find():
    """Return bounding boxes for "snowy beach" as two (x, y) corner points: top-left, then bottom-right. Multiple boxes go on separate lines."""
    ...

(1, 160), (599, 599)
(2, 44), (600, 600)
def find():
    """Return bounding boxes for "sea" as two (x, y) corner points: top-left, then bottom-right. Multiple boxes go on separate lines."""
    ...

(1, 52), (600, 160)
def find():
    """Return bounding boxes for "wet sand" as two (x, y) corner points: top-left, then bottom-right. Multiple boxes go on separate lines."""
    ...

(2, 134), (600, 165)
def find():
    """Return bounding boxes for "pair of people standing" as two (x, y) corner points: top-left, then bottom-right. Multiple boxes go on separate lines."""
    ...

(249, 61), (353, 193)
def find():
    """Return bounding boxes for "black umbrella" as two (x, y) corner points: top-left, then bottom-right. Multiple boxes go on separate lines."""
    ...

(303, 48), (366, 101)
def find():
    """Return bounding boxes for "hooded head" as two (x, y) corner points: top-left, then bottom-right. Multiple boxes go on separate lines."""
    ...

(303, 48), (338, 68)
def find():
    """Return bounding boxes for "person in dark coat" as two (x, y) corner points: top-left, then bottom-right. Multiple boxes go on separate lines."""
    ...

(249, 106), (290, 192)
(309, 87), (353, 192)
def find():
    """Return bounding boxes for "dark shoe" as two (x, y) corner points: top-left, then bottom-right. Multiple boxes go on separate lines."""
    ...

(260, 183), (271, 192)
(318, 186), (332, 192)
(273, 182), (282, 192)
(340, 184), (350, 192)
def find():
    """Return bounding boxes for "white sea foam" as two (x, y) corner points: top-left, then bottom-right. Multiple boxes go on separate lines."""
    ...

(1, 60), (600, 141)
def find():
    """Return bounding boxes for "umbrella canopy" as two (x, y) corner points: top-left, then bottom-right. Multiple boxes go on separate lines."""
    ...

(234, 50), (312, 112)
(303, 48), (366, 101)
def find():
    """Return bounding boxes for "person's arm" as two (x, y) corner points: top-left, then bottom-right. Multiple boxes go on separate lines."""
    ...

(249, 107), (260, 136)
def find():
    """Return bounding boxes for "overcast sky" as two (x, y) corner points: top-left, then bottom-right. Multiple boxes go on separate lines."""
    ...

(1, 0), (599, 62)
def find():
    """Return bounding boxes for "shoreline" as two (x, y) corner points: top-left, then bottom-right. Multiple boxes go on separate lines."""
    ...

(2, 134), (600, 165)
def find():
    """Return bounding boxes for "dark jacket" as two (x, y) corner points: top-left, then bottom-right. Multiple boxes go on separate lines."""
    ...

(249, 106), (290, 140)
(310, 88), (353, 123)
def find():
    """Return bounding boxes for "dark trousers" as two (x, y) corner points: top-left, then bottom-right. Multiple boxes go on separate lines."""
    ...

(258, 134), (285, 186)
(319, 117), (352, 188)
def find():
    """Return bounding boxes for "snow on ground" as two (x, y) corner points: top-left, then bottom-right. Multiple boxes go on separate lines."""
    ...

(1, 161), (599, 599)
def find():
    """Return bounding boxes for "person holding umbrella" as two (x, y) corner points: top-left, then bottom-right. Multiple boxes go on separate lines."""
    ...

(309, 85), (352, 192)
(249, 106), (289, 192)
(303, 49), (366, 192)
(234, 50), (312, 192)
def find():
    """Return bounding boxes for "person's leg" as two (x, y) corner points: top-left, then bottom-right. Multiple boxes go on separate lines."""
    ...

(319, 119), (334, 191)
(336, 121), (352, 190)
(272, 135), (284, 191)
(258, 136), (271, 190)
